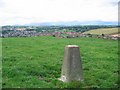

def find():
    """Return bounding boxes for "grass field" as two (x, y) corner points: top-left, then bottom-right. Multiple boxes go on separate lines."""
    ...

(83, 28), (119, 35)
(0, 38), (2, 89)
(2, 36), (119, 88)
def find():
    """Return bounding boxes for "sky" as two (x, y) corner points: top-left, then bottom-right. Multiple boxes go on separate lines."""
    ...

(0, 0), (119, 25)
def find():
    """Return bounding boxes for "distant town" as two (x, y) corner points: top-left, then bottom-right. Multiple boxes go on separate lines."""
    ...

(1, 25), (119, 40)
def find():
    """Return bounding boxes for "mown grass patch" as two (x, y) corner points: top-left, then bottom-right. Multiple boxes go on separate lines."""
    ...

(83, 28), (119, 35)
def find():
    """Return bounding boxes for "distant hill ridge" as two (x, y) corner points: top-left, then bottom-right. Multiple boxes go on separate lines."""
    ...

(25, 21), (118, 26)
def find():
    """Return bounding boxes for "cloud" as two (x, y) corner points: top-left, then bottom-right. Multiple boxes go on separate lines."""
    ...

(0, 0), (119, 25)
(0, 0), (5, 8)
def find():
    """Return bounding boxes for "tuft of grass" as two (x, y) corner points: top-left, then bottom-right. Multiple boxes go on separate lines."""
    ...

(2, 36), (118, 88)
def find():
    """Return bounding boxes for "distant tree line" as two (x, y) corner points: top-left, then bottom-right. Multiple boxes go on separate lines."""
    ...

(33, 25), (119, 32)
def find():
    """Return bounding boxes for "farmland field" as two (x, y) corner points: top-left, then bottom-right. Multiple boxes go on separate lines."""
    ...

(2, 36), (119, 88)
(83, 28), (119, 35)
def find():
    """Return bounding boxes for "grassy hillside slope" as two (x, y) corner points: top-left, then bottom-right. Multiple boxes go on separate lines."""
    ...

(83, 28), (119, 35)
(2, 36), (118, 88)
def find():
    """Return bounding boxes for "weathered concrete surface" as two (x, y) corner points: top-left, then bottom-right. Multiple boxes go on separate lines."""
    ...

(59, 45), (83, 82)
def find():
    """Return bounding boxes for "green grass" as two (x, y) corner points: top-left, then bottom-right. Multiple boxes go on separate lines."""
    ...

(2, 36), (118, 88)
(0, 38), (2, 89)
(83, 28), (119, 35)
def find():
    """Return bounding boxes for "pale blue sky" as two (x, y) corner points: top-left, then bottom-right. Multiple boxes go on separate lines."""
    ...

(0, 0), (119, 25)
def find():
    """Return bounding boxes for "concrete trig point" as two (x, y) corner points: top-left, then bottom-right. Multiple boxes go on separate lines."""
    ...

(59, 45), (83, 82)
